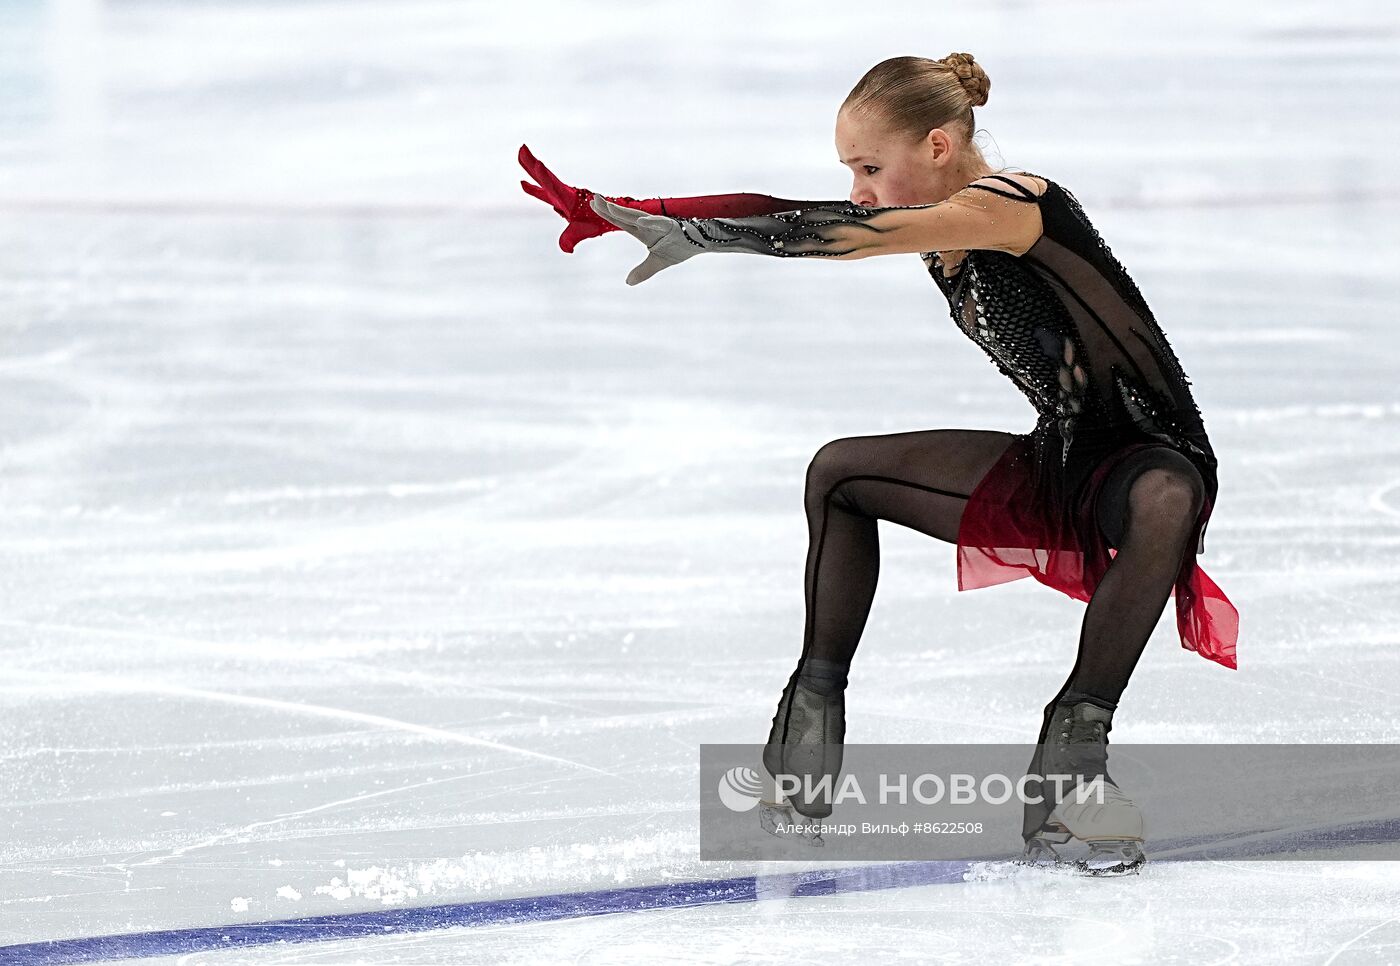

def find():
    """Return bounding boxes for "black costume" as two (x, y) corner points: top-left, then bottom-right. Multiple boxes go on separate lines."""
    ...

(587, 168), (1240, 845)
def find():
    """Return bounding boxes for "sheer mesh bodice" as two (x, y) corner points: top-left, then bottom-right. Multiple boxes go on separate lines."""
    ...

(923, 173), (1218, 551)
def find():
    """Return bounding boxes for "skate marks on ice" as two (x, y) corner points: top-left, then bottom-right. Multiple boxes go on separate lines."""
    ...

(4, 809), (1394, 966)
(6, 668), (615, 782)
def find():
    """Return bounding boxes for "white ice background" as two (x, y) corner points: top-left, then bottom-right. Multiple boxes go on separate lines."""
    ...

(1, 0), (1400, 962)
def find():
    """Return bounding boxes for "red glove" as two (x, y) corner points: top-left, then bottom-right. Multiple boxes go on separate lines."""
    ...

(518, 143), (818, 254)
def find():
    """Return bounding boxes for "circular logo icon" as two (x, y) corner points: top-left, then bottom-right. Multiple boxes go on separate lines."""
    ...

(717, 766), (764, 812)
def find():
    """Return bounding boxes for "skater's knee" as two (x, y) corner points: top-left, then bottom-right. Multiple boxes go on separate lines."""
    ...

(805, 437), (869, 512)
(807, 437), (862, 481)
(1124, 464), (1204, 539)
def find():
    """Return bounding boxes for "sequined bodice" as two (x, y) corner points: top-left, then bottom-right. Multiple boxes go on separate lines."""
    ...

(922, 173), (1215, 476)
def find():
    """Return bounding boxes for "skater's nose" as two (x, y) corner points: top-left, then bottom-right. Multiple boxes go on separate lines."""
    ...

(849, 180), (876, 208)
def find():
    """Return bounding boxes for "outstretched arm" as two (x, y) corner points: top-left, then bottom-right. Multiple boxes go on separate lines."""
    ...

(518, 144), (841, 253)
(591, 178), (1044, 285)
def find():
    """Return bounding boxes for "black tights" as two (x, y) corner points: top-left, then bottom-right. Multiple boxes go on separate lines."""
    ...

(795, 429), (1206, 711)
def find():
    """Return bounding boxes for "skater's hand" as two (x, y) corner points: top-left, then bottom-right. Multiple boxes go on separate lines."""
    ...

(518, 144), (631, 253)
(588, 195), (700, 286)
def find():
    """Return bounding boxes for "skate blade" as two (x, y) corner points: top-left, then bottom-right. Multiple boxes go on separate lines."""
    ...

(1014, 847), (1066, 868)
(1074, 840), (1146, 876)
(758, 799), (824, 847)
(1015, 834), (1069, 867)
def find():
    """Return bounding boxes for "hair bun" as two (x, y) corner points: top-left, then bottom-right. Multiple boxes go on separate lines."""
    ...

(943, 51), (990, 108)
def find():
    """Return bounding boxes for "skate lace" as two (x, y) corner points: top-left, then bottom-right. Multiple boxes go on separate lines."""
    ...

(1053, 713), (1110, 776)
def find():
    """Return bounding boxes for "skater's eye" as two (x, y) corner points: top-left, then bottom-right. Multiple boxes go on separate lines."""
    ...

(864, 165), (879, 176)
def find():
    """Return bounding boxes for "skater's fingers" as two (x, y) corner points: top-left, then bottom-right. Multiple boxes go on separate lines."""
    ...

(560, 220), (611, 253)
(589, 195), (650, 232)
(520, 179), (563, 212)
(517, 144), (572, 206)
(625, 252), (678, 285)
(589, 197), (697, 282)
(520, 179), (546, 201)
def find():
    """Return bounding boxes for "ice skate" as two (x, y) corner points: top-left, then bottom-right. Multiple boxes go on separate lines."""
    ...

(1077, 839), (1146, 876)
(1016, 820), (1072, 867)
(761, 662), (847, 820)
(757, 794), (826, 846)
(1039, 700), (1148, 875)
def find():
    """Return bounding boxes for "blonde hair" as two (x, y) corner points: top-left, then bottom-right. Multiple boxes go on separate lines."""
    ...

(842, 53), (991, 156)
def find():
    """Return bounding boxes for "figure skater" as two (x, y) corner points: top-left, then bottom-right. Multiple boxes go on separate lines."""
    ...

(520, 52), (1238, 874)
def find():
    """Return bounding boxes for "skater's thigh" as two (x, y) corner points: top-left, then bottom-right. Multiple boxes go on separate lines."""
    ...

(807, 428), (1017, 540)
(809, 428), (1016, 496)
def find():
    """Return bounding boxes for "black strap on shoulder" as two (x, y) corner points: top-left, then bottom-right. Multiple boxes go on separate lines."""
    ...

(965, 174), (1042, 202)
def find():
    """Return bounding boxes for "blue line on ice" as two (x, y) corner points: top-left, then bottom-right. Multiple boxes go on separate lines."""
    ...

(0, 861), (976, 964)
(3, 816), (1399, 963)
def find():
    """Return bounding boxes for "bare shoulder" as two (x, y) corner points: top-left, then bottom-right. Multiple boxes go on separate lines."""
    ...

(973, 170), (1049, 198)
(948, 170), (1047, 256)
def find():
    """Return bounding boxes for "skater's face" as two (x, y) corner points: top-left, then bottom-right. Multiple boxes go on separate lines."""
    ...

(836, 107), (975, 209)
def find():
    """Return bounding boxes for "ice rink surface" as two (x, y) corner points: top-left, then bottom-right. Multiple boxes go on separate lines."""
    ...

(1, 0), (1399, 961)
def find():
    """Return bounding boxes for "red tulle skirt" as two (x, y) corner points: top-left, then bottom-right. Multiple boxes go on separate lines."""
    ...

(956, 432), (1239, 670)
